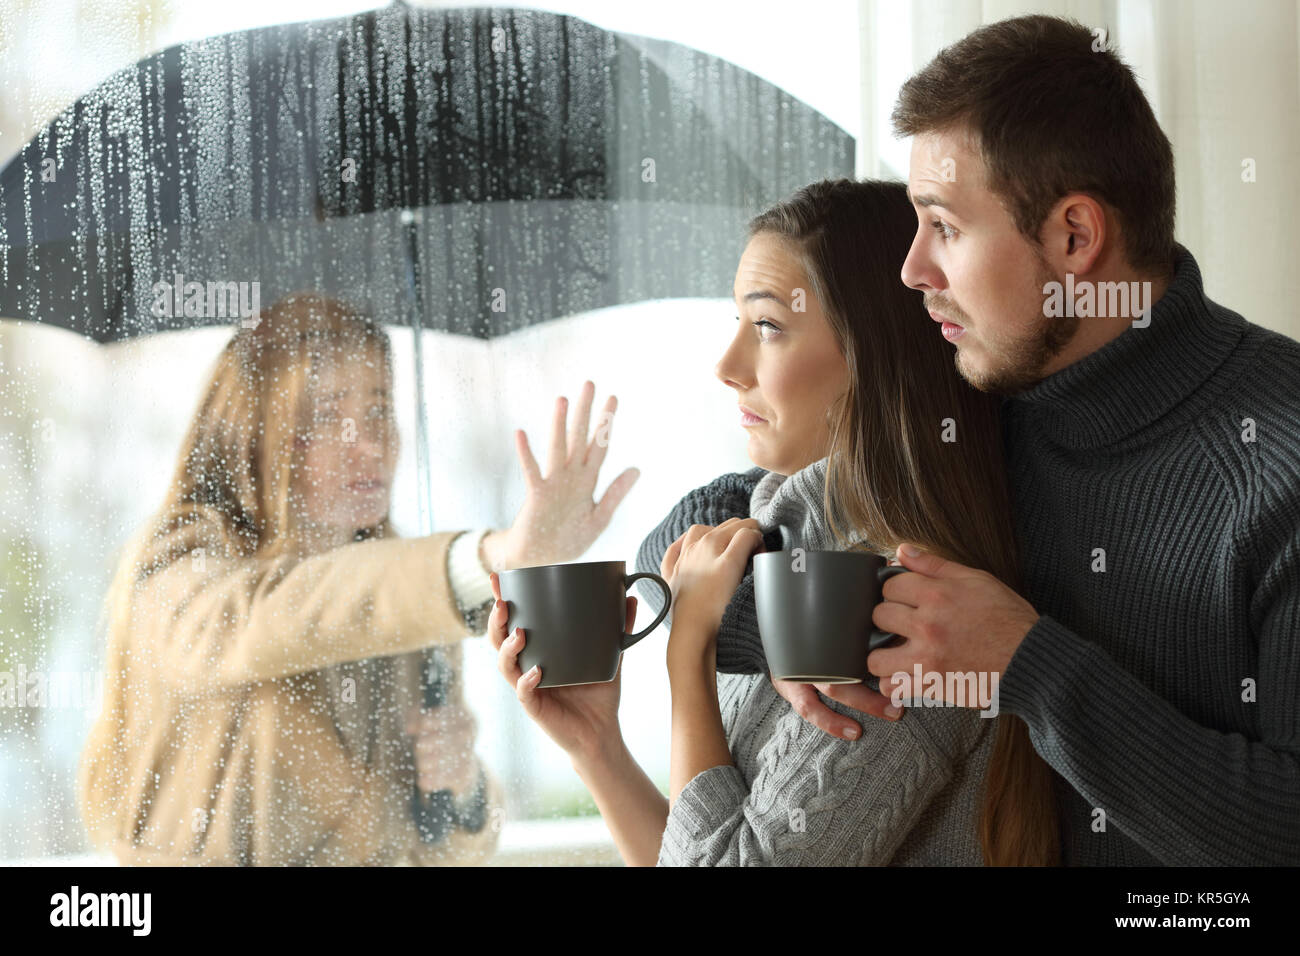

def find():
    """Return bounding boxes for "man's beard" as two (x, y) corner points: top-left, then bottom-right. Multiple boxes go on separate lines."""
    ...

(956, 255), (1078, 396)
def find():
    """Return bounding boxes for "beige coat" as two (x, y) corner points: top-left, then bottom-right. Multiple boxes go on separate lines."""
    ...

(79, 512), (503, 865)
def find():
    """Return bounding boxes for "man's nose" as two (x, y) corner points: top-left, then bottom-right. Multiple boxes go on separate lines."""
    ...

(900, 230), (937, 292)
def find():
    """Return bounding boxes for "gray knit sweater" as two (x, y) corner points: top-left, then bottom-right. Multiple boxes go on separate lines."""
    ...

(994, 244), (1300, 865)
(635, 457), (995, 866)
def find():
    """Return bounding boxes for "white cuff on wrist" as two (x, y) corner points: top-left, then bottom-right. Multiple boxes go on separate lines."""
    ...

(448, 528), (495, 612)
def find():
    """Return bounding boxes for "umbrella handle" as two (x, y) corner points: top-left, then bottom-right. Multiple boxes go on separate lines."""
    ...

(412, 648), (456, 844)
(412, 788), (456, 845)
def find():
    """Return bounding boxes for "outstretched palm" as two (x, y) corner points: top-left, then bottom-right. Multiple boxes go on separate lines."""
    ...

(498, 380), (640, 568)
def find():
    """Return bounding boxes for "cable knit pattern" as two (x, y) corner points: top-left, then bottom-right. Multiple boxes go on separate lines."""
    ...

(638, 459), (995, 866)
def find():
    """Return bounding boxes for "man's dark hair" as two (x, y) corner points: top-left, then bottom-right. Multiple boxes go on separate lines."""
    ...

(892, 14), (1176, 274)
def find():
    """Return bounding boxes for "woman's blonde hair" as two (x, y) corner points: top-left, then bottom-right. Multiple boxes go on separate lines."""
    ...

(81, 295), (398, 849)
(108, 293), (396, 604)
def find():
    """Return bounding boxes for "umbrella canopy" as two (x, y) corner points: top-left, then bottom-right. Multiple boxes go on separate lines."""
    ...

(0, 1), (854, 342)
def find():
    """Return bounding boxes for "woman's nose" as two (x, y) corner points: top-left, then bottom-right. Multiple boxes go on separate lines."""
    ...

(346, 428), (387, 461)
(714, 330), (752, 388)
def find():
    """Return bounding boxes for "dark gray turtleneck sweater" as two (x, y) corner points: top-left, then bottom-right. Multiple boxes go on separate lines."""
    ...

(994, 244), (1300, 865)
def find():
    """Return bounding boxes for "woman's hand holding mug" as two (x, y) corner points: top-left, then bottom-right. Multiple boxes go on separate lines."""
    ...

(660, 518), (764, 631)
(488, 570), (637, 764)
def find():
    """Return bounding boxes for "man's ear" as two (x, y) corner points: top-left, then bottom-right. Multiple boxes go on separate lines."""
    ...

(1041, 192), (1107, 275)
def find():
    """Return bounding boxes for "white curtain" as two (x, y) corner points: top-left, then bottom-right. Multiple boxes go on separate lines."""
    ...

(859, 0), (1300, 340)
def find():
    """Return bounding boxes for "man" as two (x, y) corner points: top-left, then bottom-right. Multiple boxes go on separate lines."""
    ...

(781, 14), (1300, 865)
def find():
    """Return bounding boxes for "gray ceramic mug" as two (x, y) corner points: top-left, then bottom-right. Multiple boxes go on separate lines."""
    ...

(753, 549), (907, 683)
(498, 560), (672, 688)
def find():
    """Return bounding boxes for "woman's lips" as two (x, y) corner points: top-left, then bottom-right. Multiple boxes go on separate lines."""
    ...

(348, 479), (385, 493)
(740, 405), (767, 427)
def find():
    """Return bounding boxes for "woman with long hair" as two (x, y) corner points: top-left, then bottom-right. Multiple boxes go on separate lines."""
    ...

(79, 293), (638, 865)
(487, 178), (1059, 865)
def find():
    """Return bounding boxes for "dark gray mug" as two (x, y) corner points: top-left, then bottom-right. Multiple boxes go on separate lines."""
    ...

(498, 560), (672, 688)
(753, 549), (907, 683)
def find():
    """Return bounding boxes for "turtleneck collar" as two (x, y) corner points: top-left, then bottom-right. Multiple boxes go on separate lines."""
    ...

(749, 456), (828, 550)
(1006, 244), (1246, 450)
(748, 455), (873, 552)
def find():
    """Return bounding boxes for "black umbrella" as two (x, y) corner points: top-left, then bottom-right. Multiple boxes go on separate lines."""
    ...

(0, 1), (853, 849)
(0, 1), (853, 341)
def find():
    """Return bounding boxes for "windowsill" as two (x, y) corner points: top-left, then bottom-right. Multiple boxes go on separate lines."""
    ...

(485, 816), (623, 866)
(0, 816), (624, 867)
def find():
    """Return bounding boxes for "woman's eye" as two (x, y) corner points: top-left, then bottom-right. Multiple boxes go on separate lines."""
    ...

(750, 318), (781, 341)
(931, 219), (956, 241)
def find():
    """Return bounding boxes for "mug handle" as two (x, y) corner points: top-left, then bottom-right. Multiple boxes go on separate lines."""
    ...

(868, 565), (909, 652)
(620, 572), (673, 651)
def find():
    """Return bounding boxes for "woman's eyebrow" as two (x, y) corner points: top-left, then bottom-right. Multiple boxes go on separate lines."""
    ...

(735, 289), (789, 309)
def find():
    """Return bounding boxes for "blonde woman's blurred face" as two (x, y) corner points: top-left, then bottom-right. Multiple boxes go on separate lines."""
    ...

(292, 349), (398, 539)
(715, 232), (849, 476)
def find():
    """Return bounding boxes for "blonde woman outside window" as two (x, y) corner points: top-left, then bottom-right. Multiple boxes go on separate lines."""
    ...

(78, 294), (639, 865)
